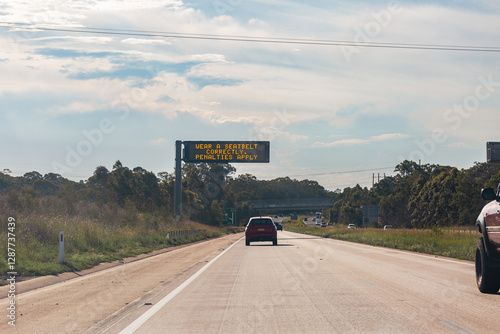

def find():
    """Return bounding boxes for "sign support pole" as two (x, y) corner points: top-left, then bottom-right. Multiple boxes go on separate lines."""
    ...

(174, 140), (182, 219)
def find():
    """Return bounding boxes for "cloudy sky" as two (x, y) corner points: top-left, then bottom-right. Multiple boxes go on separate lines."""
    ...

(1, 0), (500, 190)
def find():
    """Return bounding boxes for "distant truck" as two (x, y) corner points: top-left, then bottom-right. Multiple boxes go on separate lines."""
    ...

(316, 212), (321, 219)
(475, 186), (500, 293)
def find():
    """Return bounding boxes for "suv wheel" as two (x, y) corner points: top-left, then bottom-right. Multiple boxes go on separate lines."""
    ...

(273, 239), (277, 246)
(245, 239), (250, 246)
(475, 238), (500, 294)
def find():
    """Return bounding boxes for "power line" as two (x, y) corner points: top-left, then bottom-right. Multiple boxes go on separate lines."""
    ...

(288, 166), (395, 178)
(2, 22), (500, 52)
(258, 166), (395, 180)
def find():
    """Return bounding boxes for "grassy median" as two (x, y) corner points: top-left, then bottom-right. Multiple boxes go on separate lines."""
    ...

(284, 218), (479, 261)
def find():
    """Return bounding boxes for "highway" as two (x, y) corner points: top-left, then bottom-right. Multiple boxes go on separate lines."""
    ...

(2, 230), (500, 333)
(301, 216), (323, 227)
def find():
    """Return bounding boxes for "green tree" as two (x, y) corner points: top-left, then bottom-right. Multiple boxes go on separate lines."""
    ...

(198, 200), (224, 226)
(108, 162), (133, 206)
(85, 166), (110, 203)
(408, 169), (459, 228)
(379, 193), (410, 228)
(23, 171), (43, 183)
(452, 167), (488, 225)
(33, 179), (58, 196)
(57, 183), (78, 214)
(44, 173), (65, 184)
(338, 202), (361, 226)
(182, 163), (235, 223)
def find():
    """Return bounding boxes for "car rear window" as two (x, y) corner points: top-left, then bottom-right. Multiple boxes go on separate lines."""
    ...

(248, 219), (273, 226)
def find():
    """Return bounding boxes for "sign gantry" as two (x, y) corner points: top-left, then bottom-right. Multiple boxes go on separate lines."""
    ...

(183, 141), (270, 163)
(175, 140), (270, 218)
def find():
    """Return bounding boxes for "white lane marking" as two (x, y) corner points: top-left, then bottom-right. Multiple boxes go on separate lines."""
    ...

(119, 237), (244, 334)
(383, 247), (475, 267)
(439, 320), (475, 334)
(360, 279), (376, 288)
(287, 231), (475, 267)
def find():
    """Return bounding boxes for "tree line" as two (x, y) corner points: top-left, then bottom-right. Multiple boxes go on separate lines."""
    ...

(0, 160), (332, 226)
(330, 160), (500, 228)
(1, 160), (499, 228)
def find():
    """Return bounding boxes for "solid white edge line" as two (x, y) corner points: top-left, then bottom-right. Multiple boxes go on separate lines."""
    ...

(439, 320), (474, 334)
(119, 236), (244, 334)
(287, 230), (475, 267)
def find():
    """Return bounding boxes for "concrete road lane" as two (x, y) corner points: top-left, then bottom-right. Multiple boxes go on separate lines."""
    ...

(110, 231), (499, 334)
(4, 230), (500, 333)
(0, 233), (243, 334)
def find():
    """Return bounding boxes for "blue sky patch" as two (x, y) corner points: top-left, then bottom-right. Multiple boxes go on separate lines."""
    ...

(35, 48), (120, 59)
(187, 76), (244, 90)
(1, 0), (499, 188)
(65, 58), (202, 81)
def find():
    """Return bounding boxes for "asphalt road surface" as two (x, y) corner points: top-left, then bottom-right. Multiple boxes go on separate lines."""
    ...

(302, 217), (322, 227)
(2, 231), (500, 333)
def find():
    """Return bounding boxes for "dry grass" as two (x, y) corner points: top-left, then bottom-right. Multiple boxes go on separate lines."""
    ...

(285, 219), (479, 261)
(0, 207), (226, 278)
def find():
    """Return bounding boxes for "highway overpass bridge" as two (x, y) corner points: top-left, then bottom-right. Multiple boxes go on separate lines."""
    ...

(250, 198), (337, 213)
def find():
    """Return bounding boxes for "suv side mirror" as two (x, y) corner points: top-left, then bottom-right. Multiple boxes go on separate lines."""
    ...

(481, 188), (497, 201)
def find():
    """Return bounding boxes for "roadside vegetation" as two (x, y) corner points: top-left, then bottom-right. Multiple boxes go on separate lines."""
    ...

(327, 161), (500, 229)
(0, 160), (325, 280)
(284, 217), (479, 261)
(1, 159), (500, 279)
(0, 201), (228, 278)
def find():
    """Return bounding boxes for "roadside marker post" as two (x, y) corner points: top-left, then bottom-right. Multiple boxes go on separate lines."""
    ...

(59, 232), (64, 263)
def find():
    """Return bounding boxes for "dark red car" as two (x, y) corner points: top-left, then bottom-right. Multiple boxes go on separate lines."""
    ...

(245, 217), (277, 246)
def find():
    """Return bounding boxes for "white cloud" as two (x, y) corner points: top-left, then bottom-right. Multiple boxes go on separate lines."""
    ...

(248, 18), (269, 28)
(2, 0), (500, 186)
(445, 142), (475, 149)
(150, 138), (166, 145)
(0, 1), (86, 25)
(313, 133), (410, 148)
(45, 101), (101, 115)
(251, 127), (309, 143)
(121, 38), (171, 45)
(30, 35), (114, 44)
(72, 0), (183, 11)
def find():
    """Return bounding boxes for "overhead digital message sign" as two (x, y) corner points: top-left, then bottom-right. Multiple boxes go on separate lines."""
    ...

(183, 141), (270, 163)
(487, 142), (500, 163)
